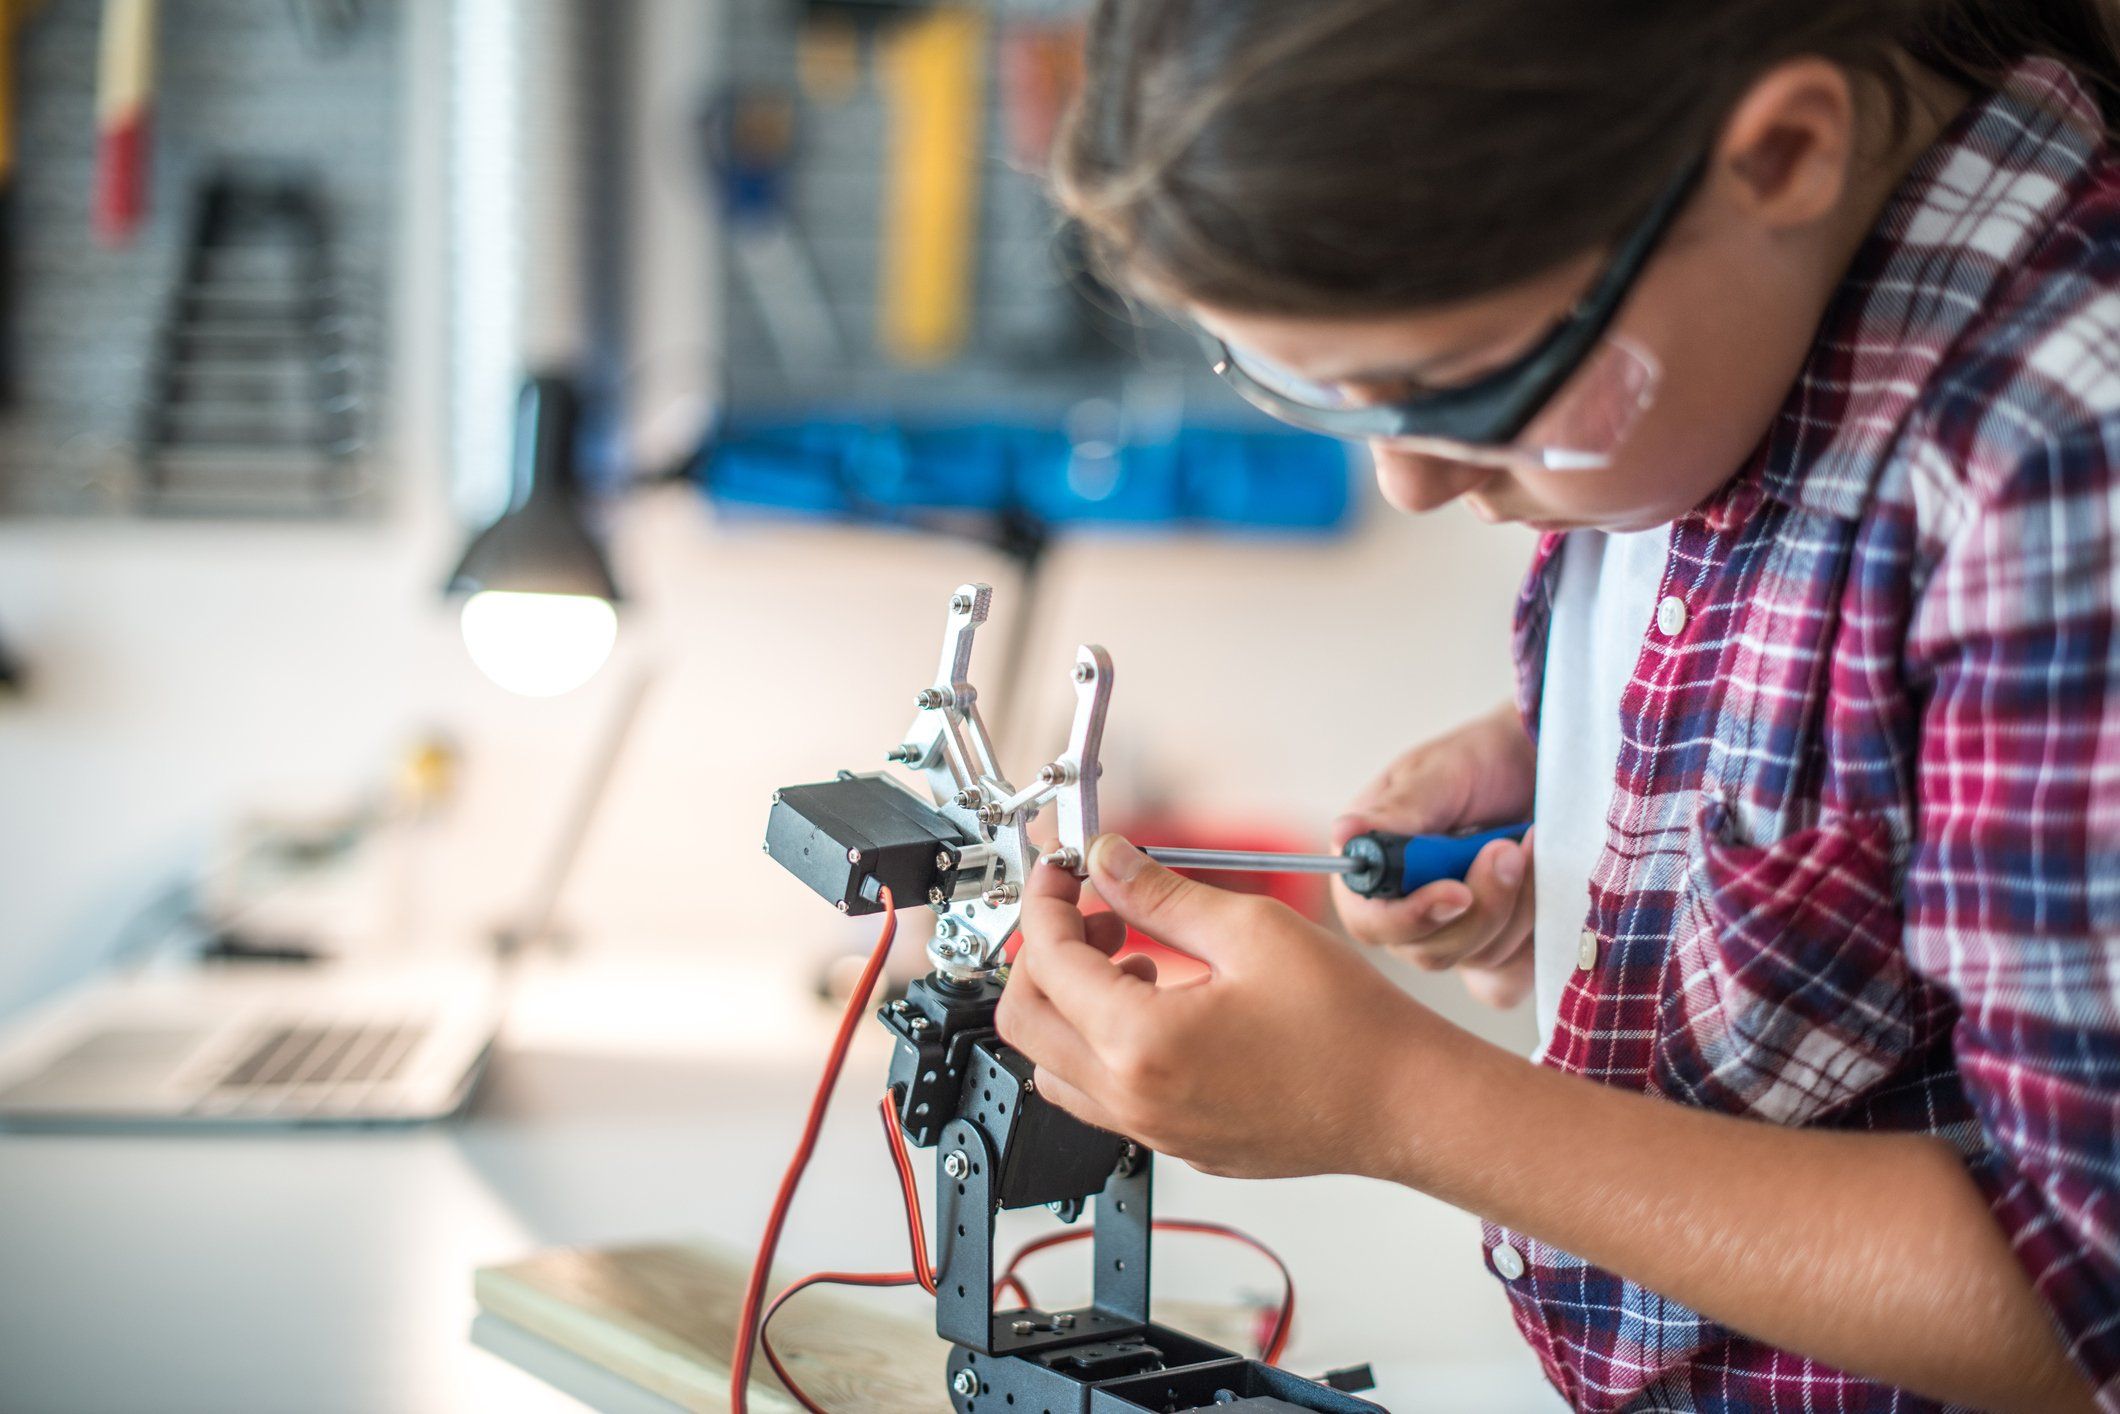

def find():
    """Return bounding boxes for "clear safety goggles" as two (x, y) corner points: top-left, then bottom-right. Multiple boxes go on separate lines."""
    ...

(1213, 333), (1662, 473)
(1205, 156), (1701, 474)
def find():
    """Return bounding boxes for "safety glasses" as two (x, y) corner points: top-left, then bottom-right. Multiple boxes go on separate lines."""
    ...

(1206, 157), (1704, 473)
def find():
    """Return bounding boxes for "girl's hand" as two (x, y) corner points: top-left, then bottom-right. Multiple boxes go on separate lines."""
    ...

(995, 835), (1446, 1180)
(1332, 700), (1538, 1008)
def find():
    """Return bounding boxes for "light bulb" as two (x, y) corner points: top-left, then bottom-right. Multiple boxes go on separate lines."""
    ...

(459, 591), (618, 697)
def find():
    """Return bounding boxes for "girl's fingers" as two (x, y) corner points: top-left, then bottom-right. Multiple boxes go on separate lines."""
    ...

(1028, 1064), (1129, 1138)
(1114, 952), (1159, 985)
(1029, 853), (1087, 905)
(1374, 837), (1530, 971)
(1463, 950), (1535, 1010)
(1083, 911), (1128, 957)
(995, 961), (1112, 1093)
(1333, 880), (1472, 952)
(1455, 837), (1538, 971)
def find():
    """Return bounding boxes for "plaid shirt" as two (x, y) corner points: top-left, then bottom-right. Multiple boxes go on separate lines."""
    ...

(1496, 59), (2120, 1412)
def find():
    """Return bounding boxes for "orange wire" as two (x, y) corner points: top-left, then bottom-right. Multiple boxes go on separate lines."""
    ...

(879, 1092), (937, 1294)
(732, 885), (1299, 1412)
(729, 890), (899, 1413)
(994, 1218), (1298, 1364)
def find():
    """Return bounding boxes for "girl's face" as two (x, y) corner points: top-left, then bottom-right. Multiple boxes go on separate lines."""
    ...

(1190, 190), (1835, 534)
(1187, 59), (1963, 535)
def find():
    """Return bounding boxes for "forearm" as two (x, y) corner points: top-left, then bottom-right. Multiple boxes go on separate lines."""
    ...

(1387, 1026), (2091, 1413)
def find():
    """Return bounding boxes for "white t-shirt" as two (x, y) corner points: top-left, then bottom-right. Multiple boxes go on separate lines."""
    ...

(1531, 525), (1672, 1050)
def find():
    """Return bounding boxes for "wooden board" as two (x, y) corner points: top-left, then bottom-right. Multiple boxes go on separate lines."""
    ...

(474, 1240), (1259, 1414)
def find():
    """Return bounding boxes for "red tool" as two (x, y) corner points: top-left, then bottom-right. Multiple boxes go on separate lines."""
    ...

(94, 0), (155, 247)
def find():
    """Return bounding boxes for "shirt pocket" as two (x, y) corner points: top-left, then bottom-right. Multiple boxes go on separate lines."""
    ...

(1650, 801), (1912, 1126)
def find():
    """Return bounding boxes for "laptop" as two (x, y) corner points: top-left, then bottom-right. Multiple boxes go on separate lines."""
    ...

(0, 957), (502, 1129)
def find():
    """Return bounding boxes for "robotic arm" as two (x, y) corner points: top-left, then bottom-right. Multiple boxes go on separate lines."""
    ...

(763, 583), (1388, 1414)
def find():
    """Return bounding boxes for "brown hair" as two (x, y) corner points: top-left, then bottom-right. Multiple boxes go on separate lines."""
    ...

(1055, 0), (2120, 316)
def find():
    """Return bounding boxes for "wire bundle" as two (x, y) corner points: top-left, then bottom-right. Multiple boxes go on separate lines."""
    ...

(730, 890), (1298, 1412)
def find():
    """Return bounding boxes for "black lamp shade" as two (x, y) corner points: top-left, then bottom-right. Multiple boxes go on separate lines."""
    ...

(445, 375), (622, 602)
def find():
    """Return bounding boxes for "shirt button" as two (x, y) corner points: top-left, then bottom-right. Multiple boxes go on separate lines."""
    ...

(1576, 929), (1599, 970)
(1656, 594), (1688, 637)
(1491, 1242), (1527, 1281)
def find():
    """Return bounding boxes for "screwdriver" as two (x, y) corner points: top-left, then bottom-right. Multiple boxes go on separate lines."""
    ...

(1142, 823), (1532, 900)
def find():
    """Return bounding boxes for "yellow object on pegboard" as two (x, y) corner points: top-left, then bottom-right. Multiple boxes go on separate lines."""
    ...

(877, 5), (987, 366)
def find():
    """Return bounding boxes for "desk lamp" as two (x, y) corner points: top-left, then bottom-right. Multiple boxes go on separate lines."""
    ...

(445, 374), (622, 697)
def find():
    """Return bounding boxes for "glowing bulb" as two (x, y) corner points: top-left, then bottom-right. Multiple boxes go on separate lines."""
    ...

(459, 591), (617, 697)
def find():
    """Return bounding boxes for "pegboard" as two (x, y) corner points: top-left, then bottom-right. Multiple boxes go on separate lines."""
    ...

(0, 0), (401, 518)
(713, 0), (1233, 423)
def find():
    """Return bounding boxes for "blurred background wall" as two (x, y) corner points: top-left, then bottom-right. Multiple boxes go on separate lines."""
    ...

(0, 0), (1534, 1026)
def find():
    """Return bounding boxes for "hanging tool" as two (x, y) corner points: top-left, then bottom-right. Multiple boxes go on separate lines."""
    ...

(876, 4), (985, 365)
(0, 0), (19, 404)
(94, 0), (156, 248)
(999, 20), (1081, 171)
(0, 0), (45, 405)
(703, 88), (845, 374)
(139, 169), (364, 510)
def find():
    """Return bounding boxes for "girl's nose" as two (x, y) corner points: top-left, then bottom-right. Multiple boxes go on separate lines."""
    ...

(1368, 444), (1488, 513)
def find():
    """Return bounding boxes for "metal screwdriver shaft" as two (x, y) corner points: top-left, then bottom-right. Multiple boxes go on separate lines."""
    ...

(1142, 846), (1355, 876)
(1124, 823), (1533, 901)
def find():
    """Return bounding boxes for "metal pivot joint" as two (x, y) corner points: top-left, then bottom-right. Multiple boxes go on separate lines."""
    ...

(892, 582), (1113, 977)
(764, 582), (1390, 1413)
(879, 972), (1381, 1414)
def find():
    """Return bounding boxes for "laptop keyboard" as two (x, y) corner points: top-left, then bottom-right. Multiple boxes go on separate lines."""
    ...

(215, 1022), (423, 1091)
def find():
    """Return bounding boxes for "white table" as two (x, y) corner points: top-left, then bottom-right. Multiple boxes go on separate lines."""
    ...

(0, 951), (1559, 1413)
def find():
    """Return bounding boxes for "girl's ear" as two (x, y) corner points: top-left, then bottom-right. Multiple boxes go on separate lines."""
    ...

(1711, 57), (1859, 231)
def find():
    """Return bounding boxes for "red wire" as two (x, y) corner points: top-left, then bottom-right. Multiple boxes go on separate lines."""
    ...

(759, 1270), (923, 1414)
(732, 885), (1299, 1412)
(753, 1096), (939, 1412)
(993, 1218), (1298, 1364)
(878, 1093), (937, 1295)
(729, 889), (899, 1414)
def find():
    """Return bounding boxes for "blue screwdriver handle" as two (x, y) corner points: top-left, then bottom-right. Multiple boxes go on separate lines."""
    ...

(1342, 823), (1532, 900)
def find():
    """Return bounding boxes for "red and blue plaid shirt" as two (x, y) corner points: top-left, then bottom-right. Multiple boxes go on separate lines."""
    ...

(1498, 58), (2120, 1412)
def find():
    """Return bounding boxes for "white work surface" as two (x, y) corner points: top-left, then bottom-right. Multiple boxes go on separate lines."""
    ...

(0, 949), (1561, 1413)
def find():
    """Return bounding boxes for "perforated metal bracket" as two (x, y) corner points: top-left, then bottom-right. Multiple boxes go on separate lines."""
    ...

(887, 583), (1114, 976)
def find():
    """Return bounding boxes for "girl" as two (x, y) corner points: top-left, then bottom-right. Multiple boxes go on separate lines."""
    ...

(995, 3), (2120, 1411)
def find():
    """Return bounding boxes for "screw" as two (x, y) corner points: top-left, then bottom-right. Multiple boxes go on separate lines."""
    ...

(886, 744), (921, 764)
(846, 847), (863, 863)
(936, 917), (959, 940)
(927, 886), (947, 906)
(889, 1000), (908, 1014)
(1054, 1313), (1075, 1329)
(953, 788), (983, 809)
(834, 900), (849, 913)
(909, 1016), (931, 1034)
(1046, 1200), (1067, 1216)
(1072, 662), (1095, 683)
(760, 843), (770, 852)
(983, 884), (1020, 907)
(1022, 1075), (1035, 1094)
(943, 1150), (970, 1179)
(771, 790), (783, 803)
(916, 688), (949, 710)
(950, 593), (974, 614)
(976, 804), (1004, 828)
(1011, 1319), (1036, 1336)
(1046, 847), (1082, 872)
(1038, 762), (1074, 786)
(935, 850), (954, 871)
(952, 1369), (978, 1397)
